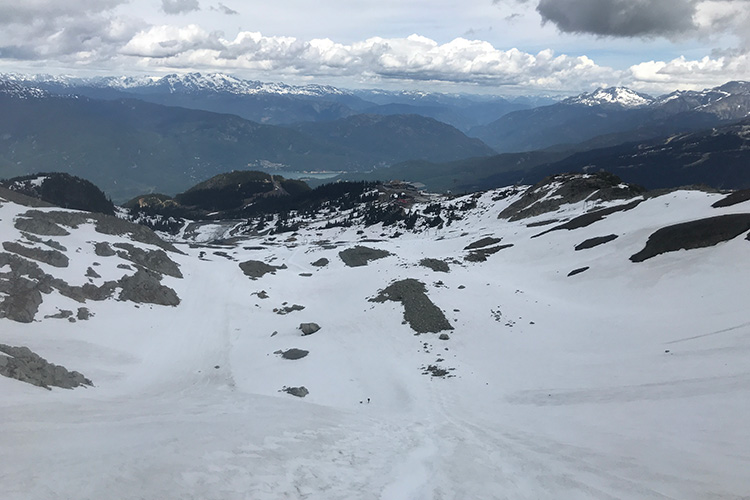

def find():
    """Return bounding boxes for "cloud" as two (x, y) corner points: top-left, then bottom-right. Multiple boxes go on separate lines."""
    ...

(535, 0), (697, 37)
(629, 52), (750, 91)
(0, 0), (142, 61)
(118, 28), (618, 90)
(161, 0), (200, 15)
(212, 2), (238, 15)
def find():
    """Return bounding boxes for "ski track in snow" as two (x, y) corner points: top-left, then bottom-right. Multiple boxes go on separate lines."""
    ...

(2, 187), (750, 499)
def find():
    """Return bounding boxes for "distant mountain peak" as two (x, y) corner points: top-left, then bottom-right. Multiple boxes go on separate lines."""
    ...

(0, 80), (49, 99)
(564, 87), (655, 108)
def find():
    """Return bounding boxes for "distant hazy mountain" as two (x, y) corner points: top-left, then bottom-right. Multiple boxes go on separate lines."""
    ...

(0, 80), (498, 201)
(292, 114), (496, 165)
(2, 72), (542, 130)
(472, 82), (750, 152)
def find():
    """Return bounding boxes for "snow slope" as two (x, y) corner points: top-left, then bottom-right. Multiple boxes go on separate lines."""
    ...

(2, 186), (750, 499)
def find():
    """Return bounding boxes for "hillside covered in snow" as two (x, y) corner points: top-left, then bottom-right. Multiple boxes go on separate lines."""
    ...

(1, 174), (750, 499)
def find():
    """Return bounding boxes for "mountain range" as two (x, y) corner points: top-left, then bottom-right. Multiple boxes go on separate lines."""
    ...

(472, 81), (750, 152)
(2, 72), (750, 203)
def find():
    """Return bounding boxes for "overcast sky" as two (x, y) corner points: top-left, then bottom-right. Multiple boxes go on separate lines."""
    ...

(1, 0), (749, 95)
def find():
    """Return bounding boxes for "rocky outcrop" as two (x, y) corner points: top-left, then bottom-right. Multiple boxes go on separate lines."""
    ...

(370, 279), (453, 333)
(278, 349), (309, 360)
(118, 268), (180, 306)
(575, 234), (619, 251)
(0, 344), (93, 390)
(532, 200), (642, 238)
(2, 241), (69, 268)
(630, 214), (750, 262)
(299, 323), (321, 336)
(282, 386), (309, 398)
(419, 258), (450, 273)
(16, 210), (181, 253)
(499, 172), (645, 221)
(239, 260), (287, 279)
(339, 246), (391, 267)
(113, 243), (183, 278)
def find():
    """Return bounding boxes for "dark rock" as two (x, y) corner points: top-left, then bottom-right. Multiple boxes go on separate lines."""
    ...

(465, 244), (514, 262)
(631, 214), (750, 262)
(568, 267), (590, 276)
(113, 243), (183, 278)
(85, 267), (101, 278)
(575, 234), (619, 251)
(280, 349), (309, 360)
(464, 237), (502, 250)
(283, 386), (309, 398)
(370, 278), (453, 333)
(239, 260), (286, 279)
(419, 258), (450, 273)
(0, 275), (43, 323)
(439, 333), (450, 340)
(299, 323), (321, 335)
(499, 172), (644, 221)
(2, 241), (68, 268)
(339, 246), (391, 267)
(76, 307), (92, 320)
(311, 258), (329, 267)
(45, 309), (73, 319)
(94, 242), (116, 257)
(13, 216), (69, 236)
(0, 344), (93, 389)
(276, 304), (305, 315)
(532, 200), (643, 238)
(18, 210), (181, 253)
(118, 268), (180, 306)
(712, 189), (750, 208)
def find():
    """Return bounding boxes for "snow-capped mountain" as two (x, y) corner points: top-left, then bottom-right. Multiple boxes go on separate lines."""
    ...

(473, 80), (750, 152)
(562, 86), (655, 108)
(2, 173), (750, 499)
(0, 80), (49, 99)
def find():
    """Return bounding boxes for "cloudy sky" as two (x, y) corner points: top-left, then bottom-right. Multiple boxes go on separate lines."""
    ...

(1, 0), (749, 95)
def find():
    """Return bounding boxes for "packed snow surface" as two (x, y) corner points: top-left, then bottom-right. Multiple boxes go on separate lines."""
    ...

(2, 187), (750, 499)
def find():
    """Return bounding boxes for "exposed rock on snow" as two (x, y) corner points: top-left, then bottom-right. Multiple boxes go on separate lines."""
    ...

(533, 200), (642, 238)
(499, 172), (644, 221)
(575, 234), (619, 251)
(465, 244), (513, 262)
(338, 246), (391, 267)
(464, 237), (502, 250)
(568, 267), (590, 276)
(113, 243), (182, 278)
(275, 304), (305, 315)
(0, 344), (93, 390)
(17, 210), (181, 253)
(282, 386), (309, 397)
(419, 258), (450, 273)
(299, 323), (321, 335)
(278, 348), (309, 360)
(712, 189), (750, 208)
(118, 268), (180, 306)
(14, 215), (70, 236)
(311, 257), (329, 267)
(94, 242), (116, 257)
(239, 260), (287, 279)
(630, 214), (750, 262)
(370, 278), (453, 333)
(2, 241), (69, 268)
